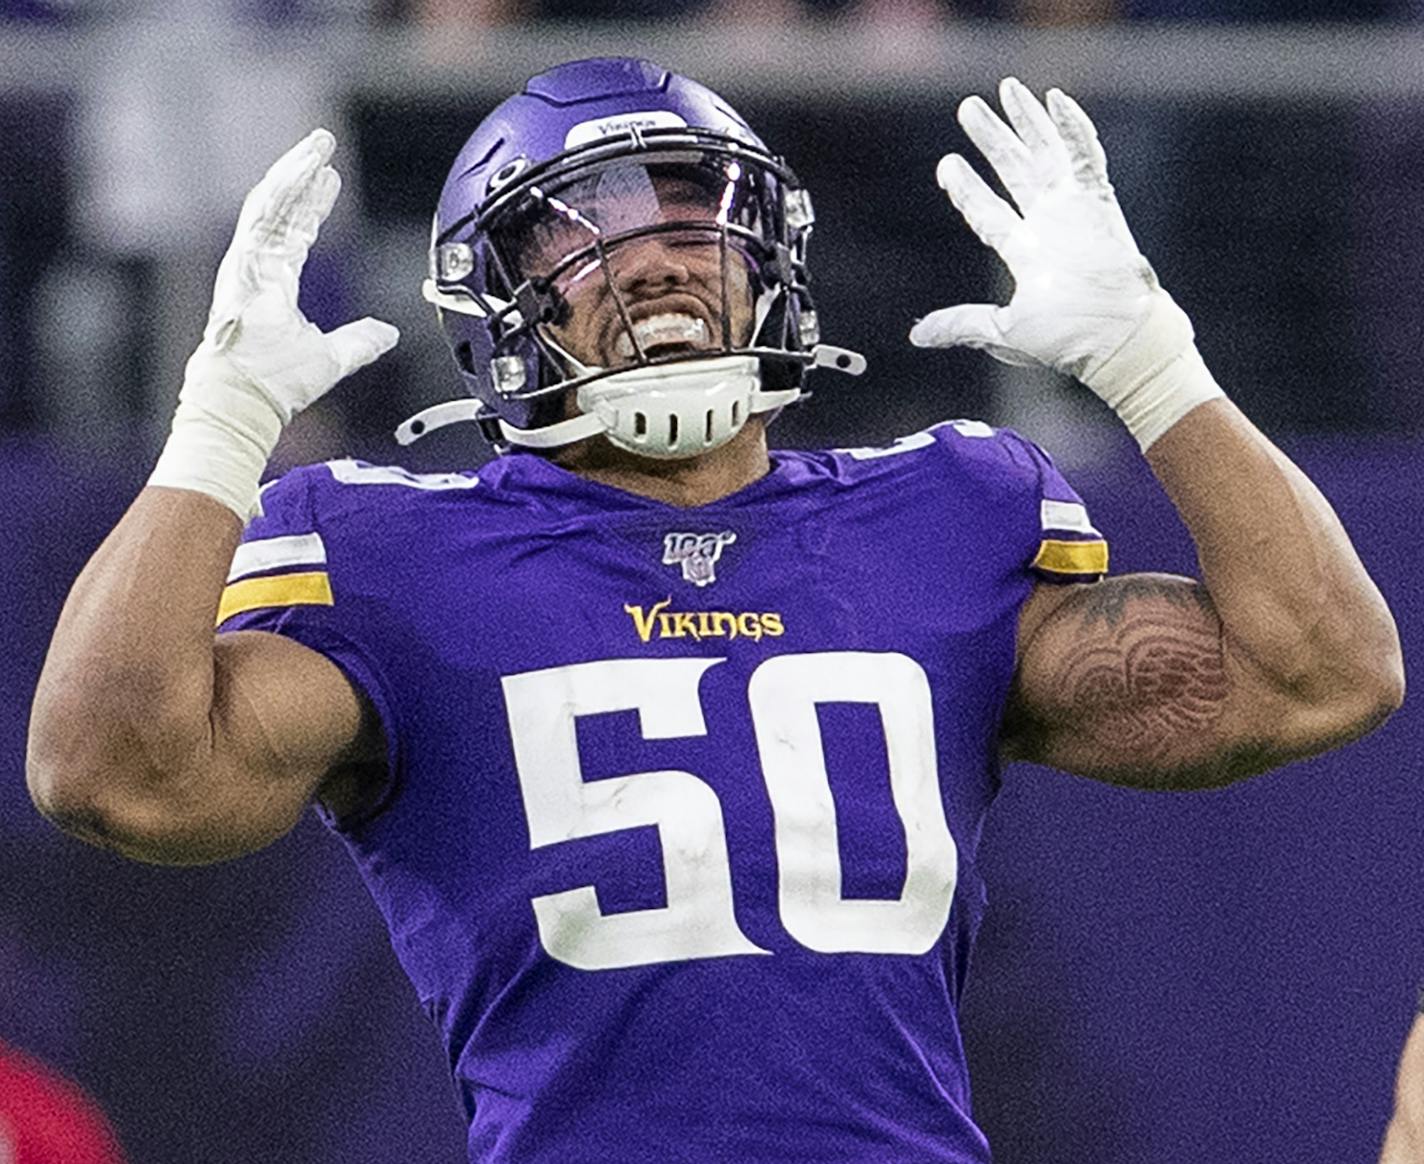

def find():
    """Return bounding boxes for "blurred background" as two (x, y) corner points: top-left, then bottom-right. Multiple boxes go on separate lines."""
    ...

(3, 3), (1424, 1162)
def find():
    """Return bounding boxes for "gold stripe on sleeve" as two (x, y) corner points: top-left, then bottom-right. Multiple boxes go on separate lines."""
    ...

(215, 571), (334, 626)
(1032, 539), (1109, 576)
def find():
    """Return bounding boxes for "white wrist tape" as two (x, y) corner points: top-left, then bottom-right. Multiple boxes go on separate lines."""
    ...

(147, 356), (286, 521)
(1084, 293), (1226, 451)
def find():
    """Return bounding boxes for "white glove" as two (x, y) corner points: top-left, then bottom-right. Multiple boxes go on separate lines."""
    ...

(909, 77), (1223, 450)
(148, 128), (399, 519)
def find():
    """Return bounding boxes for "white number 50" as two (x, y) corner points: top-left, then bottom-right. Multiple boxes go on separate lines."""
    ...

(501, 652), (957, 971)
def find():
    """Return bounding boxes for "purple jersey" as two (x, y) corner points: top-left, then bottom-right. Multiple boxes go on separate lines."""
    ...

(217, 421), (1106, 1164)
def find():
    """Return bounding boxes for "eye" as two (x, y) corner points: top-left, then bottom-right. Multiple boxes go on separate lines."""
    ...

(531, 217), (593, 257)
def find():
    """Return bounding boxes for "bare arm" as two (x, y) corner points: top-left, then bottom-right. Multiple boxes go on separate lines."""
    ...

(1003, 399), (1403, 789)
(907, 83), (1402, 784)
(1382, 1011), (1424, 1164)
(26, 486), (378, 865)
(26, 131), (397, 863)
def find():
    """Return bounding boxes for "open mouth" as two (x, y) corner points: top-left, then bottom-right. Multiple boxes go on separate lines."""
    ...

(613, 313), (711, 361)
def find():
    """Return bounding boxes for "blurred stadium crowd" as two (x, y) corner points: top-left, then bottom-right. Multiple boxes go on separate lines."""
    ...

(3, 0), (1424, 480)
(2, 0), (1420, 23)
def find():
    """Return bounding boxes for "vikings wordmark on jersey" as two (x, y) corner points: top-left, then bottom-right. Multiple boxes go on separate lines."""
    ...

(622, 599), (784, 643)
(216, 422), (1105, 1164)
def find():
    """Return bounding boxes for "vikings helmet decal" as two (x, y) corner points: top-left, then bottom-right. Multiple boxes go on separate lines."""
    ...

(406, 57), (864, 458)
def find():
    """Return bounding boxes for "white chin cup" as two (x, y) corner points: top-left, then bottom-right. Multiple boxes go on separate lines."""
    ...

(576, 355), (766, 459)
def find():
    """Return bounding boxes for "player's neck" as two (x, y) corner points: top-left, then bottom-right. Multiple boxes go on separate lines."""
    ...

(549, 419), (771, 508)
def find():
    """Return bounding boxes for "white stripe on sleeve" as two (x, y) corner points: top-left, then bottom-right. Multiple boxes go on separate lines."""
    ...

(1040, 499), (1100, 536)
(227, 532), (328, 581)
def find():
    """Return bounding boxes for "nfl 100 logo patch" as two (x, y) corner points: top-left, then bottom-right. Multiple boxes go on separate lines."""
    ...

(663, 531), (737, 587)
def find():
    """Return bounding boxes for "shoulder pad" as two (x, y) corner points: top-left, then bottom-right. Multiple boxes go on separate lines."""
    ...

(323, 459), (480, 491)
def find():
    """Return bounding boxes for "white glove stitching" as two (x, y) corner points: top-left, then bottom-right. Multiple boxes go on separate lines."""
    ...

(148, 130), (399, 519)
(910, 78), (1224, 449)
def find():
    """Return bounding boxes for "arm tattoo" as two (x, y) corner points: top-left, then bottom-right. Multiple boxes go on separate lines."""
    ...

(1072, 574), (1217, 630)
(1046, 577), (1238, 786)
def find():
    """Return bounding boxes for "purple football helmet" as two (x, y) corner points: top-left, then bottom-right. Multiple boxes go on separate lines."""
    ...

(404, 57), (864, 456)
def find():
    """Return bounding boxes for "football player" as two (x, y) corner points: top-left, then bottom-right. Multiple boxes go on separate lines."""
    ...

(1382, 992), (1424, 1163)
(28, 58), (1403, 1163)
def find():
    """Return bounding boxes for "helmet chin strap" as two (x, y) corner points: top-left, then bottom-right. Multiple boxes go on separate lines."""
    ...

(489, 287), (799, 457)
(501, 355), (793, 457)
(395, 345), (866, 450)
(400, 281), (866, 452)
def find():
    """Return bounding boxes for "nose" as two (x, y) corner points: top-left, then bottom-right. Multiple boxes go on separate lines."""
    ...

(612, 235), (692, 298)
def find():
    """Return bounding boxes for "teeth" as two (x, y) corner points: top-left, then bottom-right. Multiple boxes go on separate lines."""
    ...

(614, 314), (709, 360)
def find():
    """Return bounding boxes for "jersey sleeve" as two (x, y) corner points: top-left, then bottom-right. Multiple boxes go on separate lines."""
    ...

(926, 419), (1108, 585)
(998, 428), (1109, 584)
(214, 466), (403, 827)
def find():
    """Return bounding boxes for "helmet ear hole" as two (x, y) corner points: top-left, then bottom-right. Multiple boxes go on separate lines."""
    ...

(456, 342), (477, 374)
(489, 156), (529, 191)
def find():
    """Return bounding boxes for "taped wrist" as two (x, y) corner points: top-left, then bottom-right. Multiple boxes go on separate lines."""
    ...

(1084, 293), (1226, 452)
(147, 356), (285, 520)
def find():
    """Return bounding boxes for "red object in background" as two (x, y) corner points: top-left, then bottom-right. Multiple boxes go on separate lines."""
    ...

(0, 1041), (126, 1164)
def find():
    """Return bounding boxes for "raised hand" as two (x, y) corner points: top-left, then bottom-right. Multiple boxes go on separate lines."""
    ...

(911, 78), (1220, 449)
(198, 128), (399, 421)
(151, 129), (400, 517)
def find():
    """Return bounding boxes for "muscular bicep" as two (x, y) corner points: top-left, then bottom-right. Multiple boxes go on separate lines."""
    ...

(84, 631), (381, 865)
(212, 630), (385, 826)
(1001, 573), (1374, 789)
